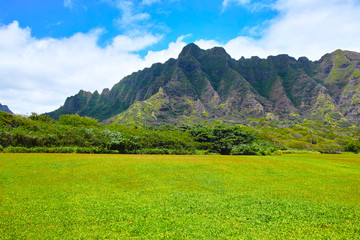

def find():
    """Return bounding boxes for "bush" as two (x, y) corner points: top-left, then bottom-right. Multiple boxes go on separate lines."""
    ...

(286, 140), (311, 150)
(3, 146), (29, 153)
(135, 148), (195, 155)
(231, 141), (282, 156)
(3, 146), (118, 154)
(344, 141), (360, 154)
(0, 144), (3, 152)
(190, 125), (258, 155)
(58, 114), (98, 127)
(317, 142), (342, 154)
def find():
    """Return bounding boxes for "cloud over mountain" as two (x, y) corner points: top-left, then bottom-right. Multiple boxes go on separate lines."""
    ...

(1, 0), (360, 115)
(0, 21), (187, 114)
(200, 0), (360, 60)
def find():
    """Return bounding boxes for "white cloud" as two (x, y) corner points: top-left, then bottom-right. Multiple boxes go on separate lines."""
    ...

(0, 21), (31, 52)
(115, 0), (152, 34)
(3, 0), (360, 115)
(262, 0), (360, 58)
(112, 34), (162, 52)
(213, 0), (360, 60)
(145, 35), (189, 63)
(225, 36), (273, 59)
(194, 39), (221, 50)
(0, 21), (187, 115)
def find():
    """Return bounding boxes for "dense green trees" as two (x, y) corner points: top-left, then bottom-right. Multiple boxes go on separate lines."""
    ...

(344, 141), (360, 154)
(189, 125), (259, 155)
(0, 111), (359, 155)
(0, 112), (197, 154)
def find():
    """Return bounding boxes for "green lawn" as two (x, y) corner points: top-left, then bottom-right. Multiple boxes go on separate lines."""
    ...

(0, 153), (359, 239)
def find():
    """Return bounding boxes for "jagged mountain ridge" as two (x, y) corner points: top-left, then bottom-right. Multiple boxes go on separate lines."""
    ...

(47, 44), (360, 125)
(0, 103), (13, 114)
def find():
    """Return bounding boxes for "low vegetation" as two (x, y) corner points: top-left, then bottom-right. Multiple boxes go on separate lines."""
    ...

(0, 153), (359, 239)
(0, 111), (359, 155)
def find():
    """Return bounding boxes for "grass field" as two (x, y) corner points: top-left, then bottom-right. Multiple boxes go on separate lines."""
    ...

(0, 153), (359, 239)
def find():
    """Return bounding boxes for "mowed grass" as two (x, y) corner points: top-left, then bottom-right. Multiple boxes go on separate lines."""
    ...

(0, 154), (359, 239)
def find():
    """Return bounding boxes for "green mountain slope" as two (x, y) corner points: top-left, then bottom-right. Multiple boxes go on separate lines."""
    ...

(47, 44), (360, 126)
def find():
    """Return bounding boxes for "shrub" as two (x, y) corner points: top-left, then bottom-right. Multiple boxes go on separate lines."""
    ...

(58, 114), (98, 127)
(286, 140), (311, 150)
(2, 146), (118, 154)
(317, 142), (342, 154)
(190, 125), (258, 155)
(135, 148), (195, 155)
(3, 146), (29, 153)
(344, 141), (360, 154)
(231, 141), (282, 156)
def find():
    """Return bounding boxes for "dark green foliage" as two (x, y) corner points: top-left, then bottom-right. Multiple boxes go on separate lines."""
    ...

(101, 130), (127, 152)
(1, 111), (358, 155)
(344, 141), (360, 153)
(231, 141), (282, 156)
(104, 124), (197, 154)
(189, 125), (258, 155)
(135, 148), (194, 155)
(2, 146), (118, 154)
(0, 111), (24, 128)
(187, 124), (285, 155)
(0, 113), (198, 154)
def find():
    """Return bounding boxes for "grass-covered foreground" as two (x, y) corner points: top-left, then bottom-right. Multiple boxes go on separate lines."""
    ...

(0, 154), (359, 239)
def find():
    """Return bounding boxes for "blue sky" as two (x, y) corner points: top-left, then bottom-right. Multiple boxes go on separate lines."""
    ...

(0, 0), (277, 53)
(1, 0), (360, 114)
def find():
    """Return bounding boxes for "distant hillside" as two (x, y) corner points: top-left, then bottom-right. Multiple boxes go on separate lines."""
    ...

(47, 44), (360, 126)
(0, 103), (13, 114)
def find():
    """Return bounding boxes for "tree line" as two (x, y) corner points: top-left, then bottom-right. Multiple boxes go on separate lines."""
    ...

(0, 111), (359, 154)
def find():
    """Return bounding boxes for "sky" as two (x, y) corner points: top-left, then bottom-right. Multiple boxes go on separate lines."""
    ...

(1, 0), (360, 115)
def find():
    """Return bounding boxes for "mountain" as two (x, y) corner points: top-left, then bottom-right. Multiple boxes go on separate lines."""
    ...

(47, 44), (360, 126)
(0, 103), (13, 114)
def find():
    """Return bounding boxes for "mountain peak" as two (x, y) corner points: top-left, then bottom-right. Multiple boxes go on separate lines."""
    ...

(318, 49), (360, 67)
(207, 46), (230, 58)
(179, 43), (203, 58)
(47, 46), (360, 126)
(328, 49), (360, 62)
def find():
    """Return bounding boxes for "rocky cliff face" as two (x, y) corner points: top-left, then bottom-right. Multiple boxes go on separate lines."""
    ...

(47, 44), (360, 126)
(0, 103), (13, 114)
